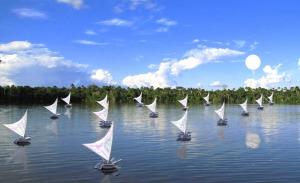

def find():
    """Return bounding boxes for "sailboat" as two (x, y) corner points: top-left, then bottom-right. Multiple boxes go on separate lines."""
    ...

(268, 92), (274, 105)
(83, 123), (121, 173)
(134, 92), (144, 107)
(94, 101), (112, 128)
(97, 95), (109, 109)
(215, 102), (227, 126)
(178, 95), (188, 111)
(44, 98), (60, 119)
(256, 94), (264, 110)
(203, 93), (210, 106)
(240, 99), (249, 116)
(3, 110), (31, 146)
(171, 110), (191, 141)
(145, 98), (158, 118)
(61, 92), (72, 108)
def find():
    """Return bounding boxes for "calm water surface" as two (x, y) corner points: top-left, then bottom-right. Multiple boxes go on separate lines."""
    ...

(1, 104), (300, 183)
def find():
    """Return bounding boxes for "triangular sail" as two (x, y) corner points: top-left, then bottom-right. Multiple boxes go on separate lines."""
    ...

(83, 123), (114, 161)
(3, 110), (28, 137)
(134, 92), (142, 104)
(178, 95), (188, 108)
(44, 98), (58, 115)
(215, 102), (225, 120)
(256, 95), (263, 107)
(97, 95), (109, 109)
(268, 92), (273, 103)
(239, 99), (248, 112)
(203, 93), (210, 104)
(93, 108), (108, 121)
(171, 111), (188, 133)
(145, 98), (157, 113)
(62, 92), (71, 105)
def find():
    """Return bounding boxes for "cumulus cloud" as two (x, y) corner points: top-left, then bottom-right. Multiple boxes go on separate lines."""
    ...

(85, 30), (97, 35)
(98, 18), (133, 27)
(122, 47), (244, 88)
(156, 18), (177, 26)
(210, 81), (228, 88)
(56, 0), (84, 9)
(192, 39), (200, 43)
(122, 62), (174, 89)
(12, 8), (47, 19)
(0, 41), (114, 86)
(244, 64), (288, 88)
(90, 69), (115, 85)
(73, 40), (108, 46)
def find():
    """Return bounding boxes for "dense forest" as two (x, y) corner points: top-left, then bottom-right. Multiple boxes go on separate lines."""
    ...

(0, 85), (299, 105)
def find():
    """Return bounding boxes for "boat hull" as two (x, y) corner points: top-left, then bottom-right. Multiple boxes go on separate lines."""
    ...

(257, 106), (264, 110)
(14, 137), (31, 146)
(136, 103), (144, 107)
(99, 121), (112, 128)
(177, 132), (191, 141)
(204, 103), (210, 106)
(95, 162), (119, 173)
(241, 111), (249, 116)
(182, 107), (188, 111)
(50, 115), (59, 119)
(217, 119), (228, 126)
(269, 102), (274, 106)
(149, 112), (158, 118)
(65, 104), (72, 108)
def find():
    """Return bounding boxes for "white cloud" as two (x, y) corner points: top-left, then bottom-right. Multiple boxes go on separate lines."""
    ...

(73, 40), (108, 46)
(0, 41), (114, 86)
(249, 41), (259, 50)
(156, 18), (177, 26)
(98, 18), (133, 27)
(129, 0), (158, 10)
(148, 64), (157, 69)
(156, 27), (168, 32)
(85, 30), (97, 35)
(12, 8), (47, 19)
(233, 40), (246, 48)
(210, 81), (228, 88)
(0, 41), (32, 52)
(90, 69), (115, 85)
(122, 62), (174, 89)
(56, 0), (84, 9)
(171, 48), (244, 75)
(122, 47), (244, 88)
(244, 64), (288, 88)
(192, 39), (200, 43)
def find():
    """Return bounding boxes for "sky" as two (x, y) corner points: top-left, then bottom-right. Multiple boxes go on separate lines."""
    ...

(0, 0), (300, 89)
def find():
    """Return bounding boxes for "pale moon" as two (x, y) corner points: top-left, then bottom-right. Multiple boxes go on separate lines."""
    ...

(245, 54), (261, 71)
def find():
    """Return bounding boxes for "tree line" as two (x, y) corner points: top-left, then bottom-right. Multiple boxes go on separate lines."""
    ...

(0, 85), (299, 105)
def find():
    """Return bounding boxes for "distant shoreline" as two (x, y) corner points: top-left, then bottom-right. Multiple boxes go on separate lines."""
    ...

(0, 85), (298, 105)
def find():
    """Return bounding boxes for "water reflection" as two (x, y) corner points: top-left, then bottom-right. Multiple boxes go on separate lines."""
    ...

(260, 106), (280, 142)
(100, 175), (112, 183)
(245, 132), (261, 149)
(7, 147), (28, 170)
(176, 144), (187, 160)
(64, 108), (72, 119)
(46, 119), (58, 135)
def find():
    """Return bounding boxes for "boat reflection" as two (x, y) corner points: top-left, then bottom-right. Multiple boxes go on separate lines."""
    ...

(245, 132), (261, 149)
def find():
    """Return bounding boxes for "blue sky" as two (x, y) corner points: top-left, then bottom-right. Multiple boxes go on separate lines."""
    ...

(0, 0), (300, 89)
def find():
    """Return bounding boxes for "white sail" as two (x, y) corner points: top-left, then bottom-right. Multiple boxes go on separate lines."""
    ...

(134, 92), (142, 104)
(178, 95), (188, 108)
(93, 108), (108, 121)
(203, 93), (210, 104)
(171, 111), (188, 133)
(256, 95), (263, 107)
(62, 92), (71, 105)
(83, 123), (114, 161)
(239, 99), (248, 112)
(215, 102), (225, 120)
(268, 92), (273, 103)
(44, 98), (58, 115)
(97, 95), (109, 109)
(145, 98), (157, 113)
(3, 110), (28, 138)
